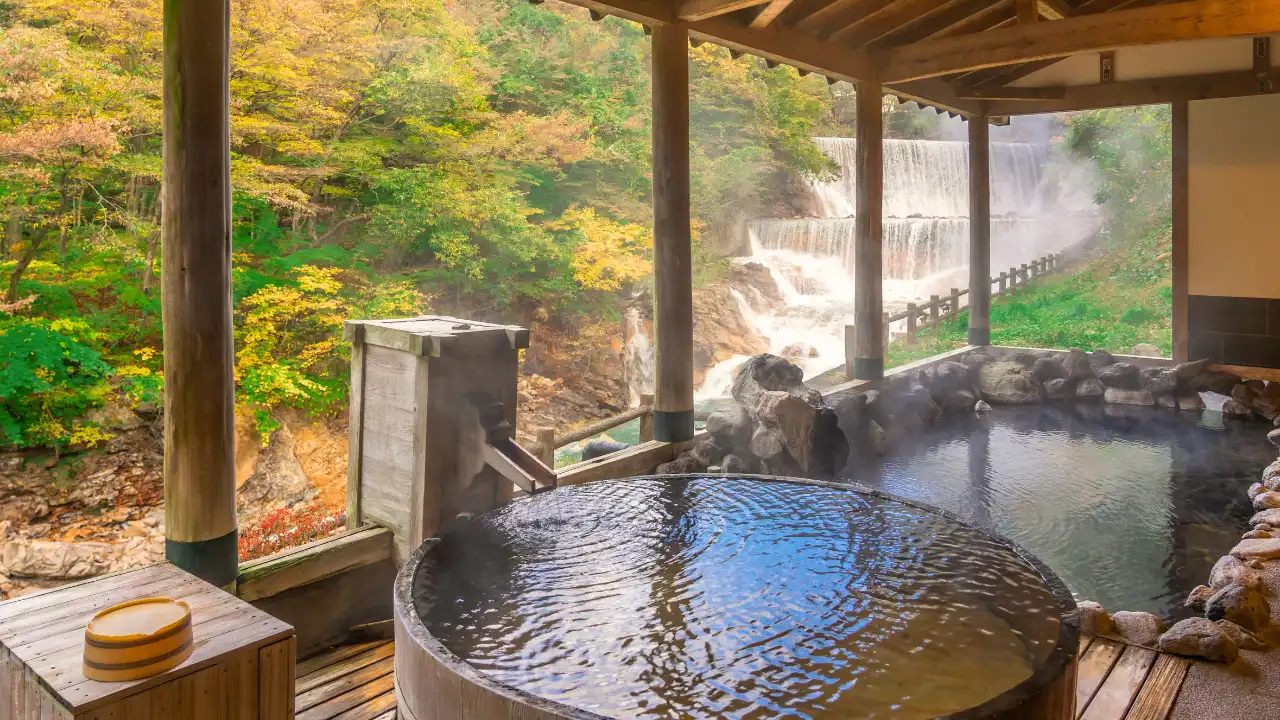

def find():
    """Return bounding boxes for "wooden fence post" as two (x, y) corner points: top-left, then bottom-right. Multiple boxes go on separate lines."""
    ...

(844, 324), (856, 379)
(536, 428), (556, 469)
(638, 394), (654, 442)
(906, 302), (917, 345)
(1020, 263), (1029, 285)
(929, 295), (940, 326)
(949, 287), (961, 318)
(998, 271), (1007, 295)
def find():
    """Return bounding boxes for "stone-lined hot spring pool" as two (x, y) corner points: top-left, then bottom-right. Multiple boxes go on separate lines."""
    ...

(839, 404), (1272, 621)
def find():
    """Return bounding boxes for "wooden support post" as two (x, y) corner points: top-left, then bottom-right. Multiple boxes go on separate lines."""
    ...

(536, 428), (556, 468)
(638, 393), (655, 442)
(929, 294), (940, 326)
(162, 0), (237, 588)
(651, 22), (694, 442)
(949, 287), (961, 319)
(998, 272), (1007, 295)
(1172, 99), (1189, 362)
(1020, 263), (1029, 284)
(906, 302), (918, 345)
(853, 79), (884, 380)
(967, 116), (991, 347)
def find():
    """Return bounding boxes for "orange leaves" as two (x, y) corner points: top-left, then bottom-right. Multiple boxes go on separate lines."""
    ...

(0, 118), (120, 161)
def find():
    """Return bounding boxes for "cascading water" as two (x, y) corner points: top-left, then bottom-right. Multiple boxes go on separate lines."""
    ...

(697, 136), (1101, 398)
(623, 306), (655, 407)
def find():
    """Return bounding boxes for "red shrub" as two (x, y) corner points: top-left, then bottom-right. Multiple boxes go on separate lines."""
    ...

(238, 504), (345, 561)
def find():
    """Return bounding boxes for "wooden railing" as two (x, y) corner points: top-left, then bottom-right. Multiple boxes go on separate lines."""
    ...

(850, 253), (1062, 350)
(532, 394), (656, 467)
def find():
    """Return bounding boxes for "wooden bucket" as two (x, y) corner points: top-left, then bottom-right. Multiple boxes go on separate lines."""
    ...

(82, 597), (194, 682)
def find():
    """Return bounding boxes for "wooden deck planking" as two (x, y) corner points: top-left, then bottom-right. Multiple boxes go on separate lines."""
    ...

(293, 636), (1195, 720)
(295, 642), (398, 720)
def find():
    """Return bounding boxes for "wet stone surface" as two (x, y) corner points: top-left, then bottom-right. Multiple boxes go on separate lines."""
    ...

(414, 477), (1067, 720)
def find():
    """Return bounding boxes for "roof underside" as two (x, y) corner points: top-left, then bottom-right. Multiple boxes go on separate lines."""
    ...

(564, 0), (1280, 118)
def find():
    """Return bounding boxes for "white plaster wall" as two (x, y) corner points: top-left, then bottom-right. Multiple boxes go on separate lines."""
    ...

(1188, 94), (1280, 299)
(1011, 34), (1280, 88)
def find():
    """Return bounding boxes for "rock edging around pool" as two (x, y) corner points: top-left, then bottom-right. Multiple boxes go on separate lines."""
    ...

(1077, 416), (1280, 666)
(660, 347), (1265, 480)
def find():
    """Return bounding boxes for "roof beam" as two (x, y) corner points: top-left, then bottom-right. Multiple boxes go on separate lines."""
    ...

(930, 0), (1013, 39)
(1037, 0), (1072, 20)
(829, 0), (954, 45)
(985, 70), (1278, 115)
(883, 78), (985, 115)
(958, 85), (1067, 100)
(1016, 0), (1038, 24)
(880, 0), (1280, 83)
(688, 13), (879, 85)
(677, 0), (771, 21)
(794, 0), (891, 34)
(870, 0), (1000, 49)
(748, 0), (797, 27)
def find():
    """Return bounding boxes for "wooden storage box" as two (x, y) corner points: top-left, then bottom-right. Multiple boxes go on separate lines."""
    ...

(0, 563), (295, 719)
(344, 316), (528, 564)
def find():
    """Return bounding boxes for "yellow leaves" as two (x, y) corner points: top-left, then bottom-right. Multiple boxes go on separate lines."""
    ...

(554, 206), (651, 293)
(294, 265), (343, 295)
(68, 424), (112, 447)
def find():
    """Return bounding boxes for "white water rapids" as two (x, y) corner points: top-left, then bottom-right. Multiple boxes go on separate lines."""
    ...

(626, 136), (1102, 401)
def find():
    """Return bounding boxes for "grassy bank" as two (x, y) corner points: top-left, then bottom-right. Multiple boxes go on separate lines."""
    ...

(886, 221), (1174, 369)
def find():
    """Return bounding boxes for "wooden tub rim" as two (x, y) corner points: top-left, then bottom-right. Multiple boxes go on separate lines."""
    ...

(394, 473), (1082, 720)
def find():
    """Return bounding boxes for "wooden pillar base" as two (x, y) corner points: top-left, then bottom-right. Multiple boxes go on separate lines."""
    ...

(653, 410), (695, 443)
(165, 528), (239, 589)
(853, 358), (884, 381)
(968, 328), (991, 347)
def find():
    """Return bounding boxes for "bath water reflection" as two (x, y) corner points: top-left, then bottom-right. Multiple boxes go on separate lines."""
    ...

(839, 405), (1269, 621)
(415, 477), (1069, 719)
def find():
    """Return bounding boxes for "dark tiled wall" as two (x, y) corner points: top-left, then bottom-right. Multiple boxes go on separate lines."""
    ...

(1188, 295), (1280, 368)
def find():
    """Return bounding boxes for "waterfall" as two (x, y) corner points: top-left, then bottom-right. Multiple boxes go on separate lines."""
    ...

(623, 307), (654, 407)
(695, 136), (1101, 397)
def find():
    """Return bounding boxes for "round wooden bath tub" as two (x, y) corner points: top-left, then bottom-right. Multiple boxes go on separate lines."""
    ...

(393, 475), (1080, 720)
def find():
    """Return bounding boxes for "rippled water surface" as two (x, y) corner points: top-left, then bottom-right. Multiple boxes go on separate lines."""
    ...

(415, 477), (1067, 720)
(840, 405), (1270, 621)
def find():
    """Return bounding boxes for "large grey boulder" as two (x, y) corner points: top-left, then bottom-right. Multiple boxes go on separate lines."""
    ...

(1098, 362), (1141, 390)
(1043, 378), (1075, 401)
(1210, 554), (1262, 590)
(1177, 393), (1205, 412)
(1205, 584), (1271, 632)
(1111, 611), (1166, 647)
(1130, 343), (1163, 357)
(1032, 357), (1066, 381)
(1076, 378), (1105, 399)
(730, 354), (825, 472)
(1103, 388), (1155, 406)
(1185, 585), (1214, 613)
(1064, 349), (1095, 380)
(1216, 620), (1268, 650)
(1076, 600), (1114, 636)
(705, 405), (752, 448)
(1159, 618), (1239, 663)
(1194, 369), (1242, 395)
(1251, 382), (1280, 420)
(1174, 358), (1210, 381)
(978, 362), (1043, 404)
(1090, 348), (1118, 368)
(1140, 367), (1178, 395)
(1, 540), (122, 579)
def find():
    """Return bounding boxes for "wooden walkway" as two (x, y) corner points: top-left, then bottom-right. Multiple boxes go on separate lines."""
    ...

(295, 639), (396, 720)
(1076, 637), (1191, 720)
(295, 636), (1190, 720)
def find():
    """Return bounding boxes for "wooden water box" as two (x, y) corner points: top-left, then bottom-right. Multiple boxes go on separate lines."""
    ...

(0, 563), (295, 719)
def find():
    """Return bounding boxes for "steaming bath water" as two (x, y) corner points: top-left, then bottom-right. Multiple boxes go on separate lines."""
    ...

(840, 405), (1269, 620)
(414, 477), (1069, 720)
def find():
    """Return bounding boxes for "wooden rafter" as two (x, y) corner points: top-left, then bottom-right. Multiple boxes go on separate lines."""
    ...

(1016, 0), (1038, 24)
(880, 0), (1280, 83)
(689, 12), (880, 87)
(793, 0), (892, 35)
(748, 0), (797, 28)
(930, 0), (1013, 39)
(958, 85), (1067, 99)
(677, 0), (771, 21)
(983, 70), (1279, 115)
(1037, 0), (1072, 20)
(869, 0), (1000, 49)
(830, 0), (954, 45)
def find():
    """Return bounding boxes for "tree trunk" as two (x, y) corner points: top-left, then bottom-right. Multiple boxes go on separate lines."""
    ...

(7, 231), (44, 303)
(2, 215), (16, 258)
(58, 226), (68, 265)
(142, 230), (159, 295)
